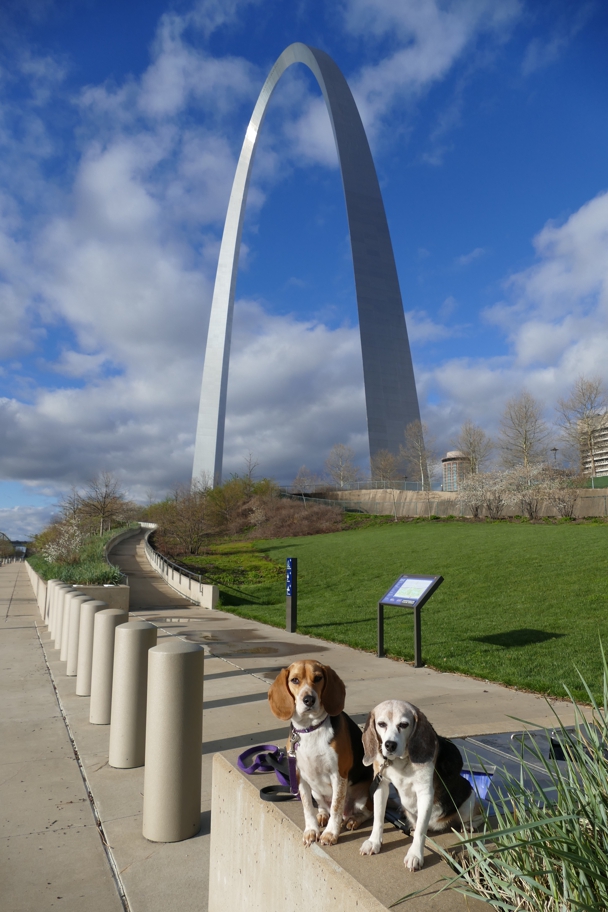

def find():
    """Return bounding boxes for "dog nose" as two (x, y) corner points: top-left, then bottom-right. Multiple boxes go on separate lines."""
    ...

(302, 694), (316, 708)
(384, 740), (398, 753)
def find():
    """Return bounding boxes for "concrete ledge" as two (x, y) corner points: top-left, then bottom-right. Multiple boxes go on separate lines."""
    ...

(77, 584), (129, 611)
(208, 752), (487, 912)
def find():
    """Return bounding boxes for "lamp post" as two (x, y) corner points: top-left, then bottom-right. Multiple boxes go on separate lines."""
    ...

(551, 447), (558, 464)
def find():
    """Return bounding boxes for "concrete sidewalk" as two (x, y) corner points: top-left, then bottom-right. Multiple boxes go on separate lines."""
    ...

(2, 538), (586, 911)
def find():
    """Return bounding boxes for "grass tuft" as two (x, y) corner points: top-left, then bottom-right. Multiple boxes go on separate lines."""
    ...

(402, 645), (608, 911)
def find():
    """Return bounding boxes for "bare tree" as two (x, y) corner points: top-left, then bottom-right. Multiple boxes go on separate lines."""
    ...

(164, 480), (211, 555)
(453, 420), (493, 474)
(242, 451), (260, 496)
(80, 472), (126, 535)
(324, 444), (362, 488)
(370, 449), (401, 483)
(292, 466), (321, 496)
(556, 375), (608, 478)
(400, 421), (436, 491)
(498, 391), (549, 469)
(58, 486), (83, 522)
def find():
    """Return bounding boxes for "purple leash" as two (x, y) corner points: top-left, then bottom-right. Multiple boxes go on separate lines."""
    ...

(237, 744), (299, 799)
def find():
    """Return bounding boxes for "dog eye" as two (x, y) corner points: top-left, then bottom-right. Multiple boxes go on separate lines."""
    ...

(377, 721), (387, 729)
(313, 674), (322, 683)
(398, 722), (410, 730)
(290, 677), (300, 685)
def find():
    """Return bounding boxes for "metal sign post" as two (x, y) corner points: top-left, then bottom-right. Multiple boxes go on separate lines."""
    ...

(286, 557), (297, 633)
(377, 574), (443, 667)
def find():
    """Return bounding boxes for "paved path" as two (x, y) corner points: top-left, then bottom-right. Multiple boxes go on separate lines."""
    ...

(0, 562), (123, 912)
(2, 538), (587, 912)
(111, 531), (193, 610)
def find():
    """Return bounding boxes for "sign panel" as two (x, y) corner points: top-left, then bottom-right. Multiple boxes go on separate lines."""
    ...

(286, 557), (294, 596)
(379, 574), (442, 608)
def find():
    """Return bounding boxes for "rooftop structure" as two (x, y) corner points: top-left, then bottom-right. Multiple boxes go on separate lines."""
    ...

(441, 450), (470, 492)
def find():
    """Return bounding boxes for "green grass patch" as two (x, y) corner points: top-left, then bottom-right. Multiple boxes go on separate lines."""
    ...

(208, 522), (608, 703)
(28, 527), (130, 585)
(178, 542), (284, 607)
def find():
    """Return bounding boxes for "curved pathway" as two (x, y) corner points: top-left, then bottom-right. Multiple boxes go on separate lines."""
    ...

(108, 530), (194, 610)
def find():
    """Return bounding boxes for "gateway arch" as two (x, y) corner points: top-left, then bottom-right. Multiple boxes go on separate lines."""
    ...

(192, 43), (421, 485)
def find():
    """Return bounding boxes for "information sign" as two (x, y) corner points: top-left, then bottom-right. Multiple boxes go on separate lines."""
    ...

(380, 574), (441, 609)
(377, 573), (443, 667)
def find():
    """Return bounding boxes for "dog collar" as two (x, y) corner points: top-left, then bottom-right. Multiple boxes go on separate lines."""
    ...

(291, 714), (329, 736)
(289, 714), (329, 752)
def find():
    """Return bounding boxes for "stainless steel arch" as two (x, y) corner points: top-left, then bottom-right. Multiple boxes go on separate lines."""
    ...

(192, 42), (421, 485)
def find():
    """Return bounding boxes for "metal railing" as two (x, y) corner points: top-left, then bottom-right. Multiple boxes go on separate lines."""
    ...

(281, 479), (424, 494)
(140, 524), (202, 602)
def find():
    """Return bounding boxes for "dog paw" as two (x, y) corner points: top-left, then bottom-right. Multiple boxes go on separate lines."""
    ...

(360, 838), (381, 856)
(317, 812), (329, 827)
(302, 828), (319, 847)
(319, 829), (339, 846)
(404, 847), (424, 871)
(344, 815), (361, 831)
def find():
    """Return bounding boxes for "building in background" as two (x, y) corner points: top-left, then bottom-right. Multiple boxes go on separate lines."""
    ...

(441, 451), (471, 492)
(581, 425), (608, 478)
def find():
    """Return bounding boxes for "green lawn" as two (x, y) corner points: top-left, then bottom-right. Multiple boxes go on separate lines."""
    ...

(197, 521), (608, 703)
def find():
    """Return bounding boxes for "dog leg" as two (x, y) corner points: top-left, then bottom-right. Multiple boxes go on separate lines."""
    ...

(344, 779), (373, 830)
(319, 775), (347, 846)
(360, 778), (389, 855)
(404, 774), (434, 871)
(299, 778), (320, 847)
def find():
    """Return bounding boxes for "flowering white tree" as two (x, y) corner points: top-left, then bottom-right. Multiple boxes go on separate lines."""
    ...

(42, 518), (85, 564)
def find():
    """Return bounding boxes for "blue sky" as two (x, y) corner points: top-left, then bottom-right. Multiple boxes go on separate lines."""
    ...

(1, 0), (608, 538)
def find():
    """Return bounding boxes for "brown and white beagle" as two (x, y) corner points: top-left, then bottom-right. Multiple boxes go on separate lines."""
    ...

(268, 660), (373, 846)
(360, 700), (481, 870)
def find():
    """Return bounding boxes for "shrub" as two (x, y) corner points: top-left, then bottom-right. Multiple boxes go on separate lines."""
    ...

(28, 526), (129, 584)
(246, 498), (343, 539)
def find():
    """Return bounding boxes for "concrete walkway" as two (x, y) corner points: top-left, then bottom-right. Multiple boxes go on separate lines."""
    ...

(2, 537), (587, 911)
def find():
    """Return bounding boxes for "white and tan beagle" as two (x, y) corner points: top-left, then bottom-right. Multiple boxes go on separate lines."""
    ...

(360, 700), (481, 871)
(268, 660), (373, 846)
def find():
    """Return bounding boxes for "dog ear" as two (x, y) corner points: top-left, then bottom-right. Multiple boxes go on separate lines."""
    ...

(407, 707), (437, 764)
(268, 667), (295, 721)
(362, 711), (380, 766)
(321, 665), (346, 716)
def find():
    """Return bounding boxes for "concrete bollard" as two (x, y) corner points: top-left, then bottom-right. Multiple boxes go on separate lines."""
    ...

(76, 600), (108, 696)
(44, 580), (58, 627)
(49, 583), (69, 639)
(89, 608), (128, 724)
(142, 639), (204, 843)
(65, 594), (93, 676)
(52, 585), (73, 646)
(109, 622), (158, 769)
(60, 590), (85, 661)
(44, 579), (60, 623)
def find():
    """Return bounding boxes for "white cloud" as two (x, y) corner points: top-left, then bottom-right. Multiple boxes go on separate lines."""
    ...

(405, 309), (456, 343)
(2, 0), (607, 527)
(0, 504), (55, 540)
(521, 4), (593, 76)
(421, 190), (608, 456)
(280, 0), (522, 167)
(456, 246), (485, 266)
